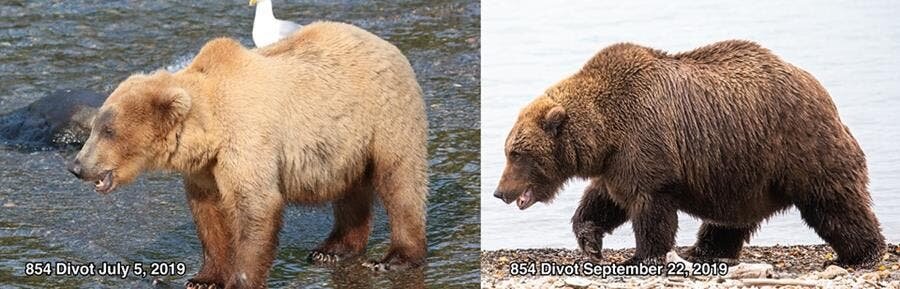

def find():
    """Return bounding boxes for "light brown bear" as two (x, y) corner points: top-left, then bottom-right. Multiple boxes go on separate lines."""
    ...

(494, 40), (885, 267)
(69, 22), (428, 288)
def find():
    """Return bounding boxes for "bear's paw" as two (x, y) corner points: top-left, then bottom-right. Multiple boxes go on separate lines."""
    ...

(185, 279), (222, 289)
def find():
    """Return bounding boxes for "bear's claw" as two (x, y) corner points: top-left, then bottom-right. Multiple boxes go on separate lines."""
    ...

(185, 280), (220, 289)
(574, 221), (604, 261)
(308, 250), (342, 264)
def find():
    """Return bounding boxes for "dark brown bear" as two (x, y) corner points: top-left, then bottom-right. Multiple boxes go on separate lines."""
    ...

(494, 40), (885, 267)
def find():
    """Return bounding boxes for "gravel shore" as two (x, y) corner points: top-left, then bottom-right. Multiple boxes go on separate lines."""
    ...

(482, 244), (900, 288)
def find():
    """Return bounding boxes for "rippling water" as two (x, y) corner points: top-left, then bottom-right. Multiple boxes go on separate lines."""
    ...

(482, 0), (900, 250)
(0, 1), (480, 288)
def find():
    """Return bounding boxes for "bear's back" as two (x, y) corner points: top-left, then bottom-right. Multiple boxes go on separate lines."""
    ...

(258, 21), (414, 83)
(670, 40), (777, 66)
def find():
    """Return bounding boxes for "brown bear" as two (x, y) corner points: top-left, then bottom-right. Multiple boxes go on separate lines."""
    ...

(68, 21), (428, 288)
(494, 40), (885, 267)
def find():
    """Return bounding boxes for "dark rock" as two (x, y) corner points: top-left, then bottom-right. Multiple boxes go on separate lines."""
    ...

(0, 89), (105, 149)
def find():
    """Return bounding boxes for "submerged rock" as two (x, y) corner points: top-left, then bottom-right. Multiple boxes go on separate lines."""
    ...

(0, 89), (104, 149)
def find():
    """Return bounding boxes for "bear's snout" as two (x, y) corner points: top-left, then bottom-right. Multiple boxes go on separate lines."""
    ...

(496, 170), (541, 209)
(492, 190), (504, 199)
(493, 189), (513, 203)
(67, 159), (84, 179)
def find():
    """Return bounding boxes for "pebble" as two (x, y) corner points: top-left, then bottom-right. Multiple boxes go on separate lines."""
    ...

(817, 265), (849, 279)
(725, 263), (774, 279)
(861, 271), (881, 281)
(563, 277), (592, 288)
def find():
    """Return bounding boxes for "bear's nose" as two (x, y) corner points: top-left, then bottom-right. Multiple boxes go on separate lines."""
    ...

(493, 190), (504, 200)
(68, 159), (84, 179)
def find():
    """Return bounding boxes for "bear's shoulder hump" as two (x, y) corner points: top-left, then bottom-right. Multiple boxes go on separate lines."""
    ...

(187, 38), (247, 74)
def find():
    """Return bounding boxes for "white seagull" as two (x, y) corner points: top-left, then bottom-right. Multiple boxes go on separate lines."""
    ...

(249, 0), (301, 47)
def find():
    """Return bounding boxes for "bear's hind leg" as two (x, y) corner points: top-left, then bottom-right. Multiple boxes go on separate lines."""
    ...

(366, 153), (427, 271)
(685, 223), (756, 264)
(627, 194), (678, 265)
(572, 180), (628, 261)
(310, 180), (374, 264)
(184, 179), (232, 289)
(794, 182), (885, 268)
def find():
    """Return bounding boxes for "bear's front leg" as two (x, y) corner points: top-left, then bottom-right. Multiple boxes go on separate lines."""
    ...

(185, 178), (232, 289)
(626, 193), (678, 265)
(224, 187), (284, 289)
(571, 180), (628, 261)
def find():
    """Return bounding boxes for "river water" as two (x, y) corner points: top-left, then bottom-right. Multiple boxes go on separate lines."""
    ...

(482, 0), (900, 250)
(0, 1), (480, 288)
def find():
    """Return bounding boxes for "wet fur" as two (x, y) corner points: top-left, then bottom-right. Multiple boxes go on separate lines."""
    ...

(501, 40), (885, 267)
(79, 22), (428, 288)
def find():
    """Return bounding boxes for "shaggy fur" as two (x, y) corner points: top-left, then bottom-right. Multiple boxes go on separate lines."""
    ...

(70, 22), (428, 288)
(494, 40), (885, 267)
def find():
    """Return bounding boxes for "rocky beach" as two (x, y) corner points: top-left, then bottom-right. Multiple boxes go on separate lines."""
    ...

(482, 244), (900, 288)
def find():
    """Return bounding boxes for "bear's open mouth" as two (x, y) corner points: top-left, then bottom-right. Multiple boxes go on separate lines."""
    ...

(516, 188), (536, 210)
(94, 170), (115, 194)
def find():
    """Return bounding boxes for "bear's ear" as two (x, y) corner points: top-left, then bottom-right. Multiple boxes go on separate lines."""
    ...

(152, 87), (192, 125)
(542, 105), (567, 136)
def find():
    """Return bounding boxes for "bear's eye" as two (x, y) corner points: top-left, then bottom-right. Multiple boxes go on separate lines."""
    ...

(102, 126), (115, 137)
(509, 151), (521, 160)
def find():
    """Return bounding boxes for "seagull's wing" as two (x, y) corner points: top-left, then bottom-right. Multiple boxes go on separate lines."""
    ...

(277, 20), (302, 39)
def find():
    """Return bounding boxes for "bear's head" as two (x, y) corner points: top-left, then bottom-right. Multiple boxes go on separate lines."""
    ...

(494, 96), (570, 210)
(68, 72), (191, 193)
